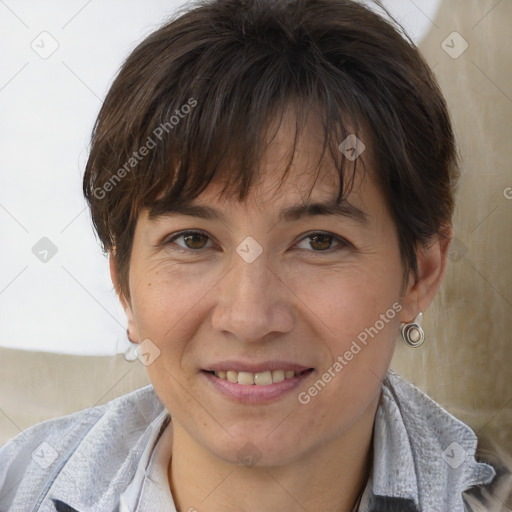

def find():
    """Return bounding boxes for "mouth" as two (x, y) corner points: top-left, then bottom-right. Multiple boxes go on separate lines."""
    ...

(202, 368), (314, 386)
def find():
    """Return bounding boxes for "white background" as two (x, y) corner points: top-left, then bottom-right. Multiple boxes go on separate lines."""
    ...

(0, 0), (442, 355)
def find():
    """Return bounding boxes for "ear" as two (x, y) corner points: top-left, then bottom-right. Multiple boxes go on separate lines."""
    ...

(400, 225), (453, 323)
(109, 253), (139, 343)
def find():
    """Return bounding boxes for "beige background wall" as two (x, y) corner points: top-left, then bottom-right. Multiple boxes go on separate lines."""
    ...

(392, 0), (512, 454)
(391, 1), (512, 505)
(0, 0), (511, 506)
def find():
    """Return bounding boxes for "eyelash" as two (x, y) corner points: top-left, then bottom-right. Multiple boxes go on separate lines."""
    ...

(162, 230), (352, 254)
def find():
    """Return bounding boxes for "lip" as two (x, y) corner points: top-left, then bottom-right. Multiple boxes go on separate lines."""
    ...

(201, 367), (315, 404)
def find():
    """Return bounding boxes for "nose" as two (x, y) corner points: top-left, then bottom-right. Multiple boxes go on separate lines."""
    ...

(211, 248), (294, 343)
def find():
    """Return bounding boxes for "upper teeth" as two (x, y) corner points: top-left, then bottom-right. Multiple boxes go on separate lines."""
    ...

(214, 369), (297, 386)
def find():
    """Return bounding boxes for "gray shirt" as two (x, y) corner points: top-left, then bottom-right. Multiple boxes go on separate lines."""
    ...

(0, 370), (496, 511)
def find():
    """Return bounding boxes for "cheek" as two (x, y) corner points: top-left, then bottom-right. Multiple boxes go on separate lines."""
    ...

(284, 259), (402, 409)
(127, 266), (216, 416)
(283, 256), (403, 343)
(128, 263), (222, 362)
(290, 272), (400, 445)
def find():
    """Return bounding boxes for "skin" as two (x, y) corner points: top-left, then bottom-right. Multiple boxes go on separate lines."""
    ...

(111, 109), (451, 512)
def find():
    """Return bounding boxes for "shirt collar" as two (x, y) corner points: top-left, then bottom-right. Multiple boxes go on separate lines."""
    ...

(359, 370), (495, 511)
(115, 370), (496, 512)
(46, 386), (166, 512)
(119, 412), (174, 512)
(47, 371), (495, 512)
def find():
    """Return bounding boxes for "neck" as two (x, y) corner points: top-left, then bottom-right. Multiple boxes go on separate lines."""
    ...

(168, 395), (378, 512)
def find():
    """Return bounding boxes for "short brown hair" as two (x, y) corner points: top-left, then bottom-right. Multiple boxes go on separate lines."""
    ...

(83, 0), (458, 301)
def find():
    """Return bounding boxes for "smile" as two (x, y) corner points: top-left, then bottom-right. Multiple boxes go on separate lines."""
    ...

(205, 369), (311, 386)
(201, 366), (315, 403)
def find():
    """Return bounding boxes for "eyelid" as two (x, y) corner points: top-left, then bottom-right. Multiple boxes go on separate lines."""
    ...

(163, 230), (215, 251)
(161, 229), (353, 253)
(293, 231), (353, 252)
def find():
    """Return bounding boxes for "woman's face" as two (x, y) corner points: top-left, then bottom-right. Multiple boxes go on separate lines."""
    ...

(118, 116), (417, 467)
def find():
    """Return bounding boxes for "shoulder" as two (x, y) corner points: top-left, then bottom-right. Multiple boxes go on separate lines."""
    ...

(0, 385), (164, 511)
(372, 371), (496, 511)
(462, 433), (512, 512)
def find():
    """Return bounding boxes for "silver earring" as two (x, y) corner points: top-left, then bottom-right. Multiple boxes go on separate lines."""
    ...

(401, 312), (425, 348)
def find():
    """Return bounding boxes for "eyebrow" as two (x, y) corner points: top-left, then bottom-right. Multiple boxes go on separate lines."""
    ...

(148, 200), (368, 225)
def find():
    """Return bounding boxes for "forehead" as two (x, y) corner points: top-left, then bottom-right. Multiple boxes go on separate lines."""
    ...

(146, 103), (378, 224)
(145, 159), (376, 233)
(205, 111), (371, 209)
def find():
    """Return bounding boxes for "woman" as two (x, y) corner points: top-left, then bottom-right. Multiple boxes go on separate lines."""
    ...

(0, 0), (498, 510)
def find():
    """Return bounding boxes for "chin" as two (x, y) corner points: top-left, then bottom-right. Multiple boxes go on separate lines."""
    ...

(207, 428), (308, 468)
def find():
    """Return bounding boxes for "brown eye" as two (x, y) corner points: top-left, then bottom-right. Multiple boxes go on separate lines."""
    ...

(182, 232), (209, 249)
(166, 231), (213, 251)
(309, 234), (333, 251)
(295, 232), (349, 252)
